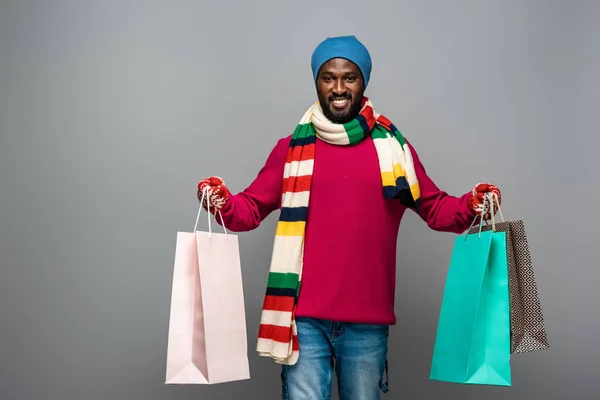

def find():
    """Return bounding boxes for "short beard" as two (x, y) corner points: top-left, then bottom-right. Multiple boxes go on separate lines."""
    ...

(318, 92), (364, 124)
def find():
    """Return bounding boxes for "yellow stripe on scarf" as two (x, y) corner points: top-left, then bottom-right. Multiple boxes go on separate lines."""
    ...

(275, 221), (306, 237)
(381, 163), (407, 187)
(410, 182), (421, 200)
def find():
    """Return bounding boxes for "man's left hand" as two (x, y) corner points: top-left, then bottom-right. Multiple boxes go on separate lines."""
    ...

(468, 182), (501, 220)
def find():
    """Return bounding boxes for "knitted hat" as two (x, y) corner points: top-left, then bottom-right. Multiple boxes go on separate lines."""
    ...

(311, 35), (372, 90)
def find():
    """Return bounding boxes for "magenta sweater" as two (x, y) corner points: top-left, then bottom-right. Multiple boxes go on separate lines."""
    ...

(217, 134), (476, 325)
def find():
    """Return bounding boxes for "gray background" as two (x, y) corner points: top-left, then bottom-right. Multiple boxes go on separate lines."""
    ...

(0, 0), (597, 399)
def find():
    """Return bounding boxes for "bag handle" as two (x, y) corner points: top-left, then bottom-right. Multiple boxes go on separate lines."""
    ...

(194, 187), (228, 238)
(465, 191), (504, 239)
(466, 193), (490, 239)
(489, 192), (496, 231)
(491, 192), (504, 223)
(483, 191), (504, 231)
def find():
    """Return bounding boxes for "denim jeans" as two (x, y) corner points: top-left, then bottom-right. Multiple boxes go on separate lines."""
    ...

(281, 317), (390, 400)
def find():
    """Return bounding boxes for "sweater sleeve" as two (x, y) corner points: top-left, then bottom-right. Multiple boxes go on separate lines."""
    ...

(406, 139), (477, 233)
(215, 136), (290, 232)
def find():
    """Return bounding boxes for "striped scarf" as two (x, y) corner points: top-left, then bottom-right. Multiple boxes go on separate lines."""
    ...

(256, 97), (421, 365)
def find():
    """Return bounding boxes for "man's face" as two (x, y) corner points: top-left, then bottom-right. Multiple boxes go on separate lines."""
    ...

(316, 58), (364, 124)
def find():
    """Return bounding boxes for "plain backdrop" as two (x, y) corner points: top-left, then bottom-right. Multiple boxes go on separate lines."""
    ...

(1, 0), (598, 399)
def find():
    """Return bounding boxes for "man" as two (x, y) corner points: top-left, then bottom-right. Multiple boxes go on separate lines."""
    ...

(197, 35), (501, 399)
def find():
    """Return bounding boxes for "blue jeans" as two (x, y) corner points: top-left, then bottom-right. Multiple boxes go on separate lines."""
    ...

(281, 317), (390, 400)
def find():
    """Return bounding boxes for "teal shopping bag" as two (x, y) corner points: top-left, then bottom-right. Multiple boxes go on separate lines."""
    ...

(429, 195), (511, 386)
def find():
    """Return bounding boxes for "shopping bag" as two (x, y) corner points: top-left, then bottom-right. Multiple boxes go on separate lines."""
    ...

(430, 193), (512, 386)
(468, 198), (549, 353)
(165, 189), (250, 384)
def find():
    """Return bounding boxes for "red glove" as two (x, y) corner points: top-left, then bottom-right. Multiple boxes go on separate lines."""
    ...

(468, 182), (501, 220)
(197, 176), (229, 212)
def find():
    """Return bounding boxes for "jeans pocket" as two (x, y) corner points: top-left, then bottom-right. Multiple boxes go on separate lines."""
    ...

(378, 359), (389, 393)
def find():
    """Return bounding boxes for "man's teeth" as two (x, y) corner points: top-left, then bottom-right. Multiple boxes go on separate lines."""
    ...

(333, 99), (348, 105)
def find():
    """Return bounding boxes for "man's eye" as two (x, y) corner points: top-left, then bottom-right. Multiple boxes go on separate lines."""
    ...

(346, 77), (356, 82)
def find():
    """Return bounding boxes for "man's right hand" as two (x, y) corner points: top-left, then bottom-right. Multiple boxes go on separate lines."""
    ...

(197, 176), (229, 212)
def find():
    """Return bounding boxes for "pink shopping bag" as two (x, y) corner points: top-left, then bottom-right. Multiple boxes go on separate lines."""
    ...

(165, 190), (250, 384)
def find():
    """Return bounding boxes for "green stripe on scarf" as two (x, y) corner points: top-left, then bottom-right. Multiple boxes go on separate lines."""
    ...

(344, 118), (367, 144)
(267, 272), (300, 290)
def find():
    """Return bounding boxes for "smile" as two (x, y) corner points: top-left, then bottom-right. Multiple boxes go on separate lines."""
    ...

(331, 98), (350, 109)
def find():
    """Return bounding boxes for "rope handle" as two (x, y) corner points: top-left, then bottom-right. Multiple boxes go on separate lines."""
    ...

(195, 187), (228, 238)
(465, 191), (505, 240)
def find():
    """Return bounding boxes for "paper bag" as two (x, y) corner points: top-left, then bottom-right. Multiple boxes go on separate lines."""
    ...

(430, 193), (512, 386)
(165, 194), (250, 384)
(469, 204), (549, 353)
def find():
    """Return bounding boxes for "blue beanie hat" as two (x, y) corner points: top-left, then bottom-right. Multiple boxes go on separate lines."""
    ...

(311, 35), (372, 90)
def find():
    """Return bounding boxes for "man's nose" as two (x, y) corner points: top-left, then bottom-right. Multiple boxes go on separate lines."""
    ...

(332, 79), (346, 95)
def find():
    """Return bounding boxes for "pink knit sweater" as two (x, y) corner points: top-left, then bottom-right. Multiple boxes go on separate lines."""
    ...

(217, 134), (475, 325)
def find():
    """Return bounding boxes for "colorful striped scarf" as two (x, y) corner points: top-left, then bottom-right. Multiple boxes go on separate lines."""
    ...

(256, 97), (421, 365)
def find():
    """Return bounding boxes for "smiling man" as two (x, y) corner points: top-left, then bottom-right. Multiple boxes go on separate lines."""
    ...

(316, 57), (364, 123)
(196, 35), (501, 399)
